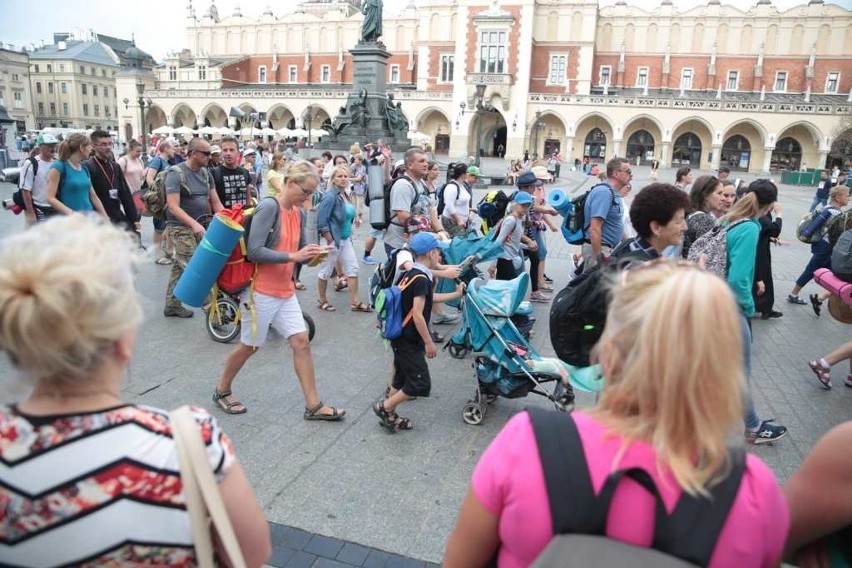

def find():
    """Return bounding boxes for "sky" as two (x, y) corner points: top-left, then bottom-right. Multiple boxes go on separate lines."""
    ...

(0, 0), (835, 62)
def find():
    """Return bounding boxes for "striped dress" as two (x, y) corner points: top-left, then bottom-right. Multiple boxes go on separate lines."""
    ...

(0, 404), (235, 567)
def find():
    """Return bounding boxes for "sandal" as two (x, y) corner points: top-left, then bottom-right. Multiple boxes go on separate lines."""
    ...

(304, 401), (345, 421)
(212, 389), (247, 414)
(529, 292), (551, 303)
(317, 300), (336, 312)
(372, 401), (398, 433)
(351, 301), (373, 312)
(155, 257), (173, 265)
(334, 280), (349, 292)
(808, 360), (832, 389)
(539, 283), (554, 292)
(391, 414), (413, 430)
(294, 280), (306, 291)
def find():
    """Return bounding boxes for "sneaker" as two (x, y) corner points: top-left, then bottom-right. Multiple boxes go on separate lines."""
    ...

(362, 255), (377, 265)
(787, 294), (807, 305)
(164, 306), (194, 318)
(760, 310), (783, 320)
(845, 375), (852, 388)
(809, 294), (823, 317)
(430, 330), (445, 343)
(432, 312), (460, 325)
(746, 420), (788, 445)
(543, 274), (554, 284)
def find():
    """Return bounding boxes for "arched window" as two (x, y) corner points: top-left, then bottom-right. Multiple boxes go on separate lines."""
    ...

(626, 129), (655, 165)
(771, 137), (802, 171)
(722, 135), (752, 171)
(672, 132), (702, 167)
(584, 128), (607, 161)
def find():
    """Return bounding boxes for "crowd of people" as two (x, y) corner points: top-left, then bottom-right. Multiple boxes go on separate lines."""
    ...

(1, 129), (852, 567)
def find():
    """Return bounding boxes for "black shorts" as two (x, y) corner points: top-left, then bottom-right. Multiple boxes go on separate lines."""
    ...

(391, 338), (431, 398)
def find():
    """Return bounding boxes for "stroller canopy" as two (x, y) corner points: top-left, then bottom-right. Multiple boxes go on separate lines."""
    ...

(469, 273), (530, 318)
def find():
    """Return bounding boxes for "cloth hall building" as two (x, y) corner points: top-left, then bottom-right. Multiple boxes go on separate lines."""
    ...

(126, 0), (852, 173)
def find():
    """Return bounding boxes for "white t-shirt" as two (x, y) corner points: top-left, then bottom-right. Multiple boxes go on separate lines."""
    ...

(442, 181), (471, 222)
(21, 156), (55, 207)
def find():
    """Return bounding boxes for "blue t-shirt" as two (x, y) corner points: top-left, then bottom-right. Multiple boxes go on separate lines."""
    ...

(341, 202), (356, 240)
(583, 183), (623, 248)
(148, 155), (169, 174)
(51, 161), (92, 212)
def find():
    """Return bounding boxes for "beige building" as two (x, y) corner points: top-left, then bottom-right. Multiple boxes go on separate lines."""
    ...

(28, 30), (156, 133)
(140, 0), (852, 173)
(0, 46), (36, 133)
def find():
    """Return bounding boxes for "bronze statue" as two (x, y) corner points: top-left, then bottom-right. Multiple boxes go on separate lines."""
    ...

(349, 88), (370, 130)
(361, 0), (383, 43)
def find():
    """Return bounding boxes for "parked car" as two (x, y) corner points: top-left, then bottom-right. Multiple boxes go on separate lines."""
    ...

(0, 167), (21, 184)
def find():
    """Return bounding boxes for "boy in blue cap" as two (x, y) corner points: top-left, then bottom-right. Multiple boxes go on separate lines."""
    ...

(373, 232), (465, 433)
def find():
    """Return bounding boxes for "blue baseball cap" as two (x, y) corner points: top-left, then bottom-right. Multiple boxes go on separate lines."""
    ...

(409, 232), (449, 255)
(513, 191), (534, 206)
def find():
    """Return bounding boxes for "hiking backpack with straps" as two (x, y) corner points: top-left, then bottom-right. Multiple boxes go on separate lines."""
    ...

(142, 164), (201, 220)
(686, 218), (750, 279)
(527, 407), (746, 568)
(796, 206), (841, 244)
(563, 183), (617, 245)
(477, 189), (510, 232)
(216, 197), (280, 295)
(374, 272), (426, 340)
(369, 174), (416, 230)
(11, 157), (39, 209)
(368, 244), (412, 307)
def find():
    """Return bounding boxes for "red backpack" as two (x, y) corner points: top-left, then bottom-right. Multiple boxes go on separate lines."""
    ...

(216, 198), (279, 295)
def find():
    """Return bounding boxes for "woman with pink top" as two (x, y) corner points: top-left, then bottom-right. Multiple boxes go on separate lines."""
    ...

(445, 261), (787, 568)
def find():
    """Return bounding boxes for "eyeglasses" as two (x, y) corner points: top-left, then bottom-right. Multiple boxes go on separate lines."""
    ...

(620, 169), (632, 175)
(194, 150), (212, 157)
(296, 184), (315, 195)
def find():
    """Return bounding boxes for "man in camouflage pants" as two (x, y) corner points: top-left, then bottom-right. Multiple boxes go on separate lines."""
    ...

(163, 137), (224, 318)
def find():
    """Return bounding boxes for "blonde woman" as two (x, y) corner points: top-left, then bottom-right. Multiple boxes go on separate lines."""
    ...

(445, 262), (787, 568)
(266, 151), (287, 198)
(45, 132), (107, 217)
(0, 216), (271, 566)
(316, 164), (370, 312)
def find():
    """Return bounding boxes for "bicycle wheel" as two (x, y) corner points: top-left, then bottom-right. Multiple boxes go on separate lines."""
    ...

(206, 296), (241, 343)
(302, 312), (316, 342)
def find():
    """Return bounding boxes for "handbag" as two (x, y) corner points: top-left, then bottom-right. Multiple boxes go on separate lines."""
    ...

(169, 406), (247, 568)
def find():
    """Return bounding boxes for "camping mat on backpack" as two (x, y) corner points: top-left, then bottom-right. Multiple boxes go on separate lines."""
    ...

(174, 214), (244, 307)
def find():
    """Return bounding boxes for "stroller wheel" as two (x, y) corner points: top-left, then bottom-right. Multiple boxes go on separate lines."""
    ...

(462, 402), (485, 425)
(483, 393), (498, 405)
(447, 342), (469, 359)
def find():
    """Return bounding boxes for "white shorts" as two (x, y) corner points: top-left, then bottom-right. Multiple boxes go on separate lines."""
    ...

(318, 237), (359, 280)
(239, 291), (306, 347)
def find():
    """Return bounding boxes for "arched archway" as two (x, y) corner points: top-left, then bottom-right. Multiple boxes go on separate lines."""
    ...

(531, 111), (568, 160)
(722, 135), (752, 172)
(266, 104), (295, 130)
(776, 121), (823, 171)
(200, 103), (228, 128)
(670, 118), (714, 169)
(626, 130), (656, 166)
(145, 105), (168, 135)
(171, 103), (197, 129)
(828, 126), (852, 170)
(469, 109), (507, 160)
(771, 137), (802, 171)
(415, 108), (452, 155)
(574, 113), (616, 163)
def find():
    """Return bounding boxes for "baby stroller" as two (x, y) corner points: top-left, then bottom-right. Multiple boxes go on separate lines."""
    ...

(449, 273), (604, 425)
(436, 232), (506, 312)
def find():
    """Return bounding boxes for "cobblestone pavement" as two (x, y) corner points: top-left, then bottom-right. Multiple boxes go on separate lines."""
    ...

(1, 166), (850, 565)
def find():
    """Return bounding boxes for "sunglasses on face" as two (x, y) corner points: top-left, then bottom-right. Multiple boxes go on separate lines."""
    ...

(195, 150), (212, 157)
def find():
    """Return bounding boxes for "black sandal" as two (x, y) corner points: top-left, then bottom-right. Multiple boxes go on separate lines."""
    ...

(372, 401), (398, 433)
(213, 389), (247, 415)
(304, 401), (345, 421)
(391, 415), (413, 430)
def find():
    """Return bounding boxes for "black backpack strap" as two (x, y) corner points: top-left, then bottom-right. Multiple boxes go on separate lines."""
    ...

(655, 450), (745, 566)
(527, 407), (601, 535)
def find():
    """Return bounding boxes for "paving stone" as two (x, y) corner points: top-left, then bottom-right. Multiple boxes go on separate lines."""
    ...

(314, 559), (355, 568)
(362, 550), (392, 568)
(268, 546), (298, 567)
(278, 527), (313, 551)
(336, 543), (371, 565)
(285, 550), (319, 568)
(304, 534), (346, 559)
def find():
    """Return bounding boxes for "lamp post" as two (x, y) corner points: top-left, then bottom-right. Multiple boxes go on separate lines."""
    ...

(531, 111), (545, 160)
(303, 104), (316, 150)
(135, 79), (150, 151)
(458, 82), (492, 167)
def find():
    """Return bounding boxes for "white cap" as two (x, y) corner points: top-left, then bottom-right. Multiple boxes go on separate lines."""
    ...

(242, 148), (255, 157)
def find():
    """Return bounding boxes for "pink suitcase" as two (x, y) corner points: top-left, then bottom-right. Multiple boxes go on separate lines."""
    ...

(814, 268), (852, 305)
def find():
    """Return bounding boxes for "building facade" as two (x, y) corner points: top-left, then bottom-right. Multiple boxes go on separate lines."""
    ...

(0, 46), (36, 133)
(28, 30), (156, 133)
(141, 0), (852, 173)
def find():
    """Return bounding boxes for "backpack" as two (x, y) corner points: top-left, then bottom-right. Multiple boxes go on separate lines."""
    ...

(477, 189), (510, 232)
(831, 230), (852, 283)
(143, 164), (188, 220)
(549, 249), (649, 367)
(565, 183), (616, 245)
(374, 272), (427, 340)
(368, 244), (411, 307)
(686, 219), (750, 279)
(797, 206), (840, 244)
(370, 174), (416, 230)
(11, 157), (40, 209)
(216, 197), (280, 295)
(527, 407), (745, 568)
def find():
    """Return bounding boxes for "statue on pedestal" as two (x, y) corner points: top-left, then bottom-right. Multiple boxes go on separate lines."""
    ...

(361, 0), (383, 42)
(384, 94), (408, 133)
(348, 89), (370, 131)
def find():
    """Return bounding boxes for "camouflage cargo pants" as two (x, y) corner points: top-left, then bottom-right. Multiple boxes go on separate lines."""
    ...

(164, 225), (198, 310)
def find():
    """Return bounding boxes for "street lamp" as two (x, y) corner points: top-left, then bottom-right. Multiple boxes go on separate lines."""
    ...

(531, 111), (545, 160)
(135, 79), (151, 151)
(458, 82), (493, 167)
(303, 104), (316, 150)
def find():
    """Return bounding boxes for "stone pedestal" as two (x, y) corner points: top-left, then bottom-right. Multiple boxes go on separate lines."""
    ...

(316, 41), (409, 151)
